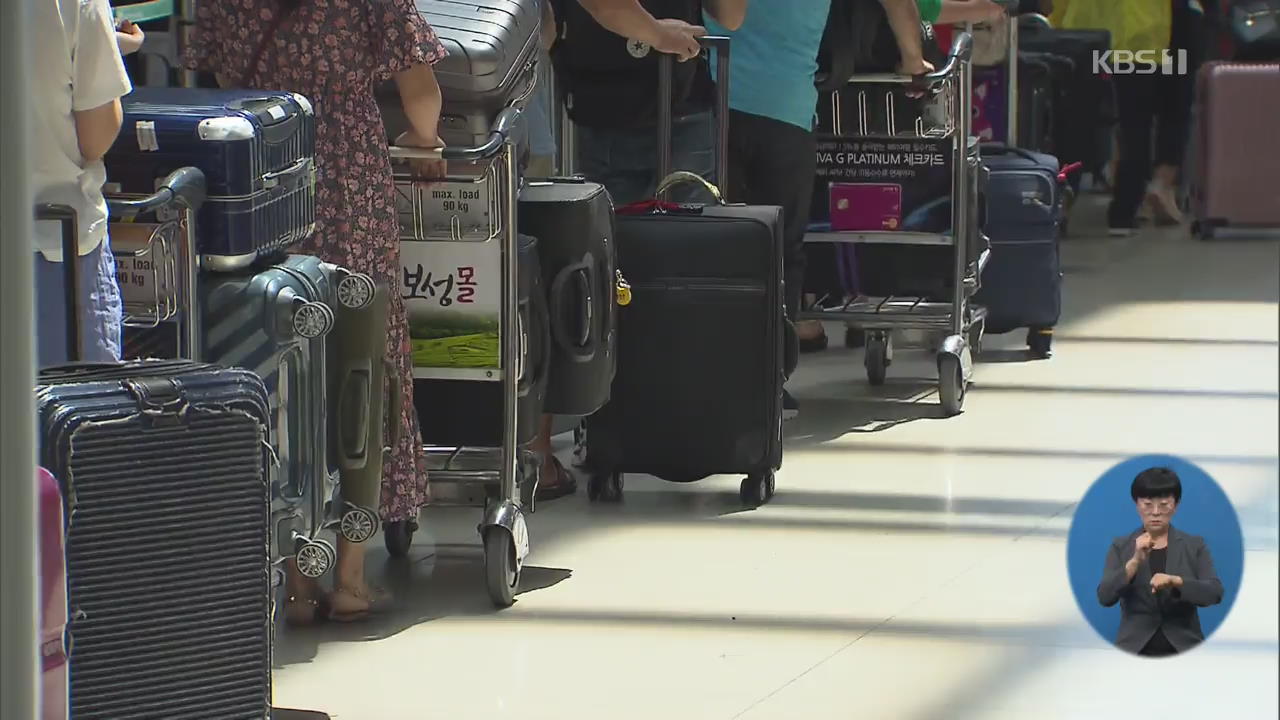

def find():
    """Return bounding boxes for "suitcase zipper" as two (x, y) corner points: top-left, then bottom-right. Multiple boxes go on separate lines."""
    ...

(629, 280), (766, 294)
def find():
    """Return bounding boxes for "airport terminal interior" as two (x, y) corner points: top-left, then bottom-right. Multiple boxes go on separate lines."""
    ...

(271, 199), (1279, 719)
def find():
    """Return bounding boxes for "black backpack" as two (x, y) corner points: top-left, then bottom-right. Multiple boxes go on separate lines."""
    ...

(549, 0), (711, 128)
(817, 0), (944, 91)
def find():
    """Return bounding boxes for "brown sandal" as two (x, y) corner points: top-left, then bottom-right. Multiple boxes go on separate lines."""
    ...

(326, 585), (391, 623)
(536, 455), (577, 502)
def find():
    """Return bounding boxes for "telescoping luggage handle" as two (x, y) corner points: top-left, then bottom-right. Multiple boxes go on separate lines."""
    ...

(657, 36), (731, 200)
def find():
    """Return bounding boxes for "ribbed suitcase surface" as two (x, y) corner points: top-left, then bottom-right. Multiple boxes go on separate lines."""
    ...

(1193, 62), (1280, 230)
(37, 360), (272, 720)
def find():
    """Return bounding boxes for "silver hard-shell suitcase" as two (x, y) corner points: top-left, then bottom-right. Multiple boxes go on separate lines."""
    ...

(381, 0), (540, 147)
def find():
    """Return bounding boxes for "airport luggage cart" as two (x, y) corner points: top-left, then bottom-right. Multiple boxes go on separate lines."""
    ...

(388, 103), (533, 608)
(802, 33), (987, 416)
(105, 166), (206, 360)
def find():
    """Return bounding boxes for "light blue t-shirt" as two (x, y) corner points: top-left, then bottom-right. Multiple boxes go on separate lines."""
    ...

(704, 0), (832, 131)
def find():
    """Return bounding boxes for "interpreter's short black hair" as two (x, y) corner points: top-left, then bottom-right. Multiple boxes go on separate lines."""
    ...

(1131, 467), (1182, 503)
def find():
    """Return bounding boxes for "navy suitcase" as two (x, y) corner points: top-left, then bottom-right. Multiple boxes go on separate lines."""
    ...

(974, 144), (1065, 358)
(517, 178), (618, 417)
(37, 359), (273, 720)
(201, 255), (381, 573)
(105, 87), (317, 271)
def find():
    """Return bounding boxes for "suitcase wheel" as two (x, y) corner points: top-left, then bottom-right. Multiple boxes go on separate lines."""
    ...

(337, 272), (377, 310)
(1026, 328), (1053, 359)
(587, 471), (623, 503)
(294, 537), (336, 579)
(339, 505), (380, 544)
(383, 519), (418, 558)
(865, 332), (891, 387)
(293, 301), (336, 339)
(740, 470), (776, 508)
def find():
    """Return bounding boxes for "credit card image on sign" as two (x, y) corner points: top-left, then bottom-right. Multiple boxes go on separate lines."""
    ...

(829, 183), (903, 231)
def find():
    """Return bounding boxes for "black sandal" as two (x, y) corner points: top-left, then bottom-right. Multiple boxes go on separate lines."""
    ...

(536, 456), (577, 502)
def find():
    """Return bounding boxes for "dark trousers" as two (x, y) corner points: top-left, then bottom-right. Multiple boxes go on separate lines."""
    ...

(725, 110), (817, 326)
(1108, 4), (1206, 226)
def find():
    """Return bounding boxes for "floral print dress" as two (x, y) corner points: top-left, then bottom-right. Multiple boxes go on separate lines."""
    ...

(186, 0), (445, 522)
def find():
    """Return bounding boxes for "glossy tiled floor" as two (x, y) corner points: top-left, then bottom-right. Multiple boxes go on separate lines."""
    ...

(275, 201), (1279, 719)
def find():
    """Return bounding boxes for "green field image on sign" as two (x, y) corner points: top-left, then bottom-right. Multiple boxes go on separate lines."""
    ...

(410, 311), (499, 369)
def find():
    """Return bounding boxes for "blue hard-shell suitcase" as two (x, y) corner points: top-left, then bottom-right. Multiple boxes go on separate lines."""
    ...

(974, 143), (1064, 357)
(105, 87), (317, 271)
(36, 359), (273, 720)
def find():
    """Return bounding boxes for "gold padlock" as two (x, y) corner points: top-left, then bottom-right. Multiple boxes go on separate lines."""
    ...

(615, 269), (632, 307)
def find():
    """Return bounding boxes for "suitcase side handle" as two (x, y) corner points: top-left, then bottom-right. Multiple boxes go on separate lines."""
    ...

(549, 257), (598, 363)
(34, 203), (82, 361)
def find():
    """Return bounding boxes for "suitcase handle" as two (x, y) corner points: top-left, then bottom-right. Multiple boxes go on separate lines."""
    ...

(34, 204), (82, 362)
(654, 171), (724, 205)
(337, 365), (373, 468)
(549, 258), (598, 362)
(657, 36), (731, 200)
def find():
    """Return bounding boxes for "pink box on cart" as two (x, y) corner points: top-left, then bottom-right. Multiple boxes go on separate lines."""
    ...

(829, 183), (903, 231)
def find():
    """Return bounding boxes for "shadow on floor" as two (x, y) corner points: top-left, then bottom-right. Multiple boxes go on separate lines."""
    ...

(274, 551), (574, 670)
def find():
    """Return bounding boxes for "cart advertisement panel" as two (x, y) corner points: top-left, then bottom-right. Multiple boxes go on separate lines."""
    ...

(400, 239), (501, 370)
(812, 135), (954, 233)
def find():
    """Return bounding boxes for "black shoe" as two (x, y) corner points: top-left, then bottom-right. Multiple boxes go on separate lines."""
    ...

(782, 390), (799, 421)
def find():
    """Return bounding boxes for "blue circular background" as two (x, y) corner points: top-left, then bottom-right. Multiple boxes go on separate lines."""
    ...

(1066, 454), (1245, 648)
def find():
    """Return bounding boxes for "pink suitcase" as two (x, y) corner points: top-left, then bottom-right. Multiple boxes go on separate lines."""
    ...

(38, 468), (67, 720)
(829, 183), (903, 231)
(1191, 62), (1280, 239)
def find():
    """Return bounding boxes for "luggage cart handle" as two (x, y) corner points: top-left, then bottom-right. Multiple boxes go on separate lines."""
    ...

(106, 167), (207, 215)
(389, 106), (524, 165)
(848, 31), (974, 86)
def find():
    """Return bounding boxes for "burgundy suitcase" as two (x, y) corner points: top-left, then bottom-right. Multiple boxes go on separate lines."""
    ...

(39, 468), (68, 720)
(1191, 62), (1280, 239)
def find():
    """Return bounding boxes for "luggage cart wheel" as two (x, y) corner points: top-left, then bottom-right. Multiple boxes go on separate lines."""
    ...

(383, 519), (418, 559)
(337, 272), (377, 310)
(938, 353), (966, 416)
(293, 301), (335, 339)
(484, 530), (520, 608)
(339, 505), (380, 544)
(587, 471), (624, 503)
(740, 470), (775, 508)
(1027, 329), (1053, 359)
(294, 538), (336, 579)
(865, 333), (890, 387)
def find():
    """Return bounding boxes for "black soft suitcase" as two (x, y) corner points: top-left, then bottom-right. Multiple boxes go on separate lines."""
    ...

(1017, 22), (1116, 179)
(1017, 53), (1055, 153)
(414, 233), (551, 447)
(517, 178), (618, 416)
(580, 38), (784, 507)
